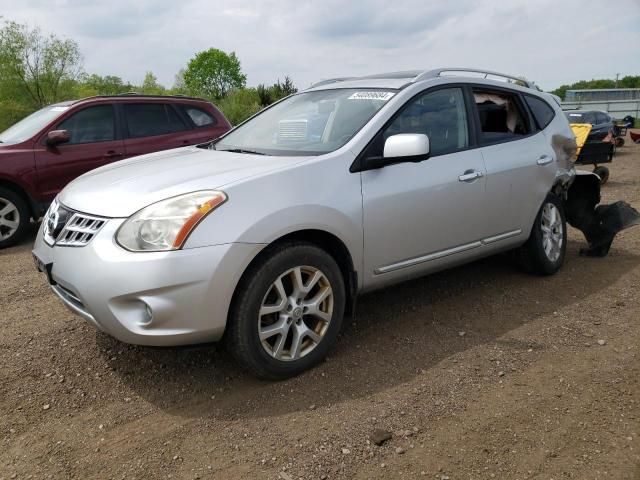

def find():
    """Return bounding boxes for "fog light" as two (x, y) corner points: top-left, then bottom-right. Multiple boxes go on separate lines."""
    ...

(138, 301), (153, 327)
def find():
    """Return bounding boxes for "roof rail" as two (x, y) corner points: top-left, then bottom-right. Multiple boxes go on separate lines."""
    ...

(413, 68), (537, 89)
(71, 93), (211, 105)
(308, 77), (355, 89)
(306, 68), (539, 91)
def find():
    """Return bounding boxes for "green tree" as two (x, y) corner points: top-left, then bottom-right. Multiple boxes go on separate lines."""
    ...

(217, 88), (261, 125)
(618, 75), (640, 89)
(183, 48), (246, 99)
(256, 76), (298, 107)
(140, 71), (166, 95)
(550, 76), (640, 100)
(172, 68), (187, 94)
(76, 73), (135, 96)
(0, 20), (83, 108)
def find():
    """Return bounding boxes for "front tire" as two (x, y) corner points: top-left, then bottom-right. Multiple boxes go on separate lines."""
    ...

(226, 242), (346, 380)
(0, 188), (31, 249)
(517, 194), (567, 276)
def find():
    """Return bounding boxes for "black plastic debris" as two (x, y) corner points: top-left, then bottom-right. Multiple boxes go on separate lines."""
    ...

(565, 173), (640, 257)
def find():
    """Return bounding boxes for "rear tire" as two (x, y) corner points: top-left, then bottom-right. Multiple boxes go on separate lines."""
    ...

(614, 136), (625, 148)
(593, 166), (610, 185)
(516, 194), (567, 276)
(225, 242), (346, 380)
(0, 187), (31, 249)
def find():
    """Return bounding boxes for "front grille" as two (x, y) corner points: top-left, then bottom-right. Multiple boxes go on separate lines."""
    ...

(55, 213), (106, 246)
(278, 119), (308, 141)
(44, 200), (107, 247)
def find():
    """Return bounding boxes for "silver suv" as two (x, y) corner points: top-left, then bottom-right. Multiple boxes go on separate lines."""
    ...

(33, 69), (597, 379)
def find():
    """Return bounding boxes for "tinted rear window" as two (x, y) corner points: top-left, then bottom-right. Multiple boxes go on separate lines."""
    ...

(125, 104), (187, 138)
(566, 112), (595, 124)
(524, 95), (555, 130)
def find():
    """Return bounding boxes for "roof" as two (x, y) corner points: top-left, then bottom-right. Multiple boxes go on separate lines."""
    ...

(305, 68), (538, 92)
(50, 100), (76, 108)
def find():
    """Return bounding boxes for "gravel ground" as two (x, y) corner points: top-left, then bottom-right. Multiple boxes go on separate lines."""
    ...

(1, 136), (640, 480)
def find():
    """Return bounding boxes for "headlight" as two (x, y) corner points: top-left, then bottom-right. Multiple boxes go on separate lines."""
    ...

(116, 191), (227, 252)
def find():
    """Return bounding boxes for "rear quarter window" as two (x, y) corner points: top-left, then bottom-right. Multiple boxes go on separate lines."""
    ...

(524, 95), (556, 130)
(182, 106), (217, 127)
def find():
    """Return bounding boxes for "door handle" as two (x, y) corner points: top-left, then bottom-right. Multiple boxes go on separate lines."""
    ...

(104, 151), (124, 159)
(458, 170), (484, 182)
(537, 155), (553, 165)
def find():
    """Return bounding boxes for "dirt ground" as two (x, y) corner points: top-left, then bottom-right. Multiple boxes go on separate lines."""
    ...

(2, 137), (640, 480)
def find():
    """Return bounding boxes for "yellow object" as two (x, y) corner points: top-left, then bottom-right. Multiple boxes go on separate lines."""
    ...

(569, 123), (593, 156)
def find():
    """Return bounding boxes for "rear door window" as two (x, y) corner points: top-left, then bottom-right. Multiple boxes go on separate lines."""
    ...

(124, 103), (188, 138)
(182, 106), (216, 127)
(524, 95), (555, 130)
(472, 89), (531, 143)
(57, 105), (115, 144)
(595, 112), (610, 125)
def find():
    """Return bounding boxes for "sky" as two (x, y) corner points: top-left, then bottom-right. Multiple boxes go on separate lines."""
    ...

(1, 0), (639, 92)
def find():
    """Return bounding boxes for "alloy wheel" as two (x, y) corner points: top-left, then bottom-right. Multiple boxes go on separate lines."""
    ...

(0, 197), (20, 241)
(540, 202), (563, 262)
(258, 265), (334, 361)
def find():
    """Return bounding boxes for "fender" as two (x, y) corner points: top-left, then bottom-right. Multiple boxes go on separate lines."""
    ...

(0, 174), (42, 218)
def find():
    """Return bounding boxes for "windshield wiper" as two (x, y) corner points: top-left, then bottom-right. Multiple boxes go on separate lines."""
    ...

(219, 148), (266, 155)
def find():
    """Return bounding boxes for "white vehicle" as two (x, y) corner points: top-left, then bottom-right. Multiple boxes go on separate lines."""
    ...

(33, 68), (629, 379)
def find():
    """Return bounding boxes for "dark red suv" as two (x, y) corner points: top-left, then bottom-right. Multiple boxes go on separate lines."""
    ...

(0, 94), (231, 247)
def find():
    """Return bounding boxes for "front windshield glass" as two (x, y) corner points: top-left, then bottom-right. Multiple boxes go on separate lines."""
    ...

(215, 89), (396, 156)
(0, 105), (70, 144)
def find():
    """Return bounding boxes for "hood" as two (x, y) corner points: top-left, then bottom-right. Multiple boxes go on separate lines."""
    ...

(59, 146), (304, 217)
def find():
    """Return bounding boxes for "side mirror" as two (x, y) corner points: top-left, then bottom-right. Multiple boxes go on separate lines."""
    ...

(361, 133), (430, 171)
(383, 133), (430, 160)
(46, 130), (70, 146)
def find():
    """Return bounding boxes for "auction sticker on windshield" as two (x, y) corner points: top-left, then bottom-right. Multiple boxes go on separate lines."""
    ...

(348, 92), (395, 101)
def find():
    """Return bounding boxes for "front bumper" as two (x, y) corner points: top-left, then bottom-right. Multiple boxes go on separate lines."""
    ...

(33, 219), (265, 346)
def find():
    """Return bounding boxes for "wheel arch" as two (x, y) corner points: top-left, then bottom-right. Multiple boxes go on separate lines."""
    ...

(229, 229), (359, 321)
(0, 178), (37, 219)
(521, 176), (571, 239)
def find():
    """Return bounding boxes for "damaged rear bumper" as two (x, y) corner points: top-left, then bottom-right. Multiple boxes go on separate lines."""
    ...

(564, 171), (640, 256)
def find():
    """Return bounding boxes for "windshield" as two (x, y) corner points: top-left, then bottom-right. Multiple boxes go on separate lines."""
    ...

(214, 89), (396, 156)
(0, 105), (70, 144)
